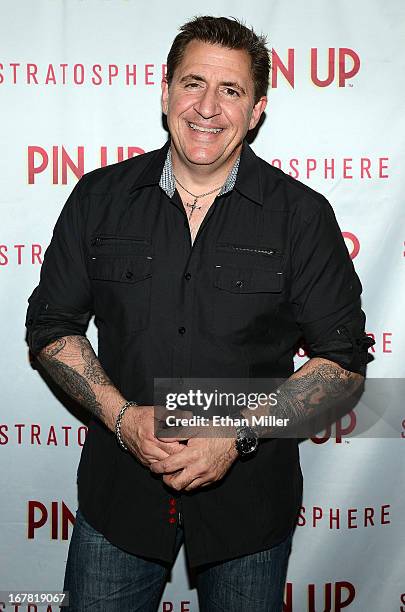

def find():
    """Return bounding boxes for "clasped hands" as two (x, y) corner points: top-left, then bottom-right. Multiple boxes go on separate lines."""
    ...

(120, 405), (238, 491)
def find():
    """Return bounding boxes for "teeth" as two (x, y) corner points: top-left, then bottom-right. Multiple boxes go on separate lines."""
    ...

(188, 122), (223, 133)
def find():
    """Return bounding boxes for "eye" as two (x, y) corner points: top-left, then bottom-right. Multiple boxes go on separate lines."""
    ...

(185, 82), (201, 89)
(222, 87), (240, 97)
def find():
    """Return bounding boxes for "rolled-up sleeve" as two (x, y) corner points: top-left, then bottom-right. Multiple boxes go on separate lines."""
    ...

(289, 195), (375, 376)
(25, 179), (93, 356)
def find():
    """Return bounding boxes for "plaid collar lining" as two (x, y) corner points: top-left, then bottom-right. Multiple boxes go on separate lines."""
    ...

(159, 147), (240, 198)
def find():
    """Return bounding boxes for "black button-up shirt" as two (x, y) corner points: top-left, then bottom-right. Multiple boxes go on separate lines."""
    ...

(25, 140), (372, 567)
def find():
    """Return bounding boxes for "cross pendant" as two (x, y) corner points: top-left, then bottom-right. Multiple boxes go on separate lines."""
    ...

(186, 198), (201, 220)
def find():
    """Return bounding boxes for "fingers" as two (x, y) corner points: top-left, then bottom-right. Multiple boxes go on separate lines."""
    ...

(160, 441), (187, 454)
(151, 445), (215, 490)
(122, 406), (185, 464)
(162, 470), (215, 491)
(184, 477), (209, 491)
(152, 438), (185, 455)
(163, 469), (202, 491)
(156, 437), (238, 491)
(135, 439), (186, 466)
(136, 444), (170, 465)
(150, 447), (194, 474)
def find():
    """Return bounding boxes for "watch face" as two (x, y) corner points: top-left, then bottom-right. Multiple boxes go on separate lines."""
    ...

(240, 437), (258, 453)
(236, 427), (258, 455)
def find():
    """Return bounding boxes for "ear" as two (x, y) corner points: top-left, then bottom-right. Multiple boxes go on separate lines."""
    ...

(249, 96), (267, 131)
(161, 78), (169, 115)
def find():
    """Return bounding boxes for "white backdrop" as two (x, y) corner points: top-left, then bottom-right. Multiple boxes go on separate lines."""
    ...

(1, 1), (404, 611)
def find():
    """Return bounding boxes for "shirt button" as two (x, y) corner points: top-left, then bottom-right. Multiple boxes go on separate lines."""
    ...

(178, 327), (186, 335)
(235, 280), (244, 288)
(125, 270), (133, 280)
(184, 272), (191, 281)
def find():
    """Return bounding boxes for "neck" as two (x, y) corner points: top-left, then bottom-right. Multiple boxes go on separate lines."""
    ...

(171, 146), (241, 193)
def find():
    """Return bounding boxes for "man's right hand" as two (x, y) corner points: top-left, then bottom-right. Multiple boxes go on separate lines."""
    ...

(120, 406), (187, 466)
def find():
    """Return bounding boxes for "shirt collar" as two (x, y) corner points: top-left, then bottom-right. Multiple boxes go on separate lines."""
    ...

(130, 139), (263, 206)
(159, 147), (240, 199)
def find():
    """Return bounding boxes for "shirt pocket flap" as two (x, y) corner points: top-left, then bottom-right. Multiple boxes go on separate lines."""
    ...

(214, 265), (283, 293)
(89, 255), (152, 284)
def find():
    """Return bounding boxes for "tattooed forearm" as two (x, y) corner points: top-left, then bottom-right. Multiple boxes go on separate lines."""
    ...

(39, 355), (103, 417)
(277, 363), (358, 420)
(37, 335), (125, 428)
(77, 336), (113, 385)
(42, 337), (66, 358)
(242, 358), (364, 438)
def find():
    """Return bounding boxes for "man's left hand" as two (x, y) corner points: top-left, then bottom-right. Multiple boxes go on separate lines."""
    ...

(149, 433), (239, 491)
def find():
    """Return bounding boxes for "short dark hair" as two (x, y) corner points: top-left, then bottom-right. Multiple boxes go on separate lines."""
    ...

(166, 16), (271, 102)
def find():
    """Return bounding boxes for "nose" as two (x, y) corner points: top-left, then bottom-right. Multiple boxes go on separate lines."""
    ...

(193, 86), (221, 120)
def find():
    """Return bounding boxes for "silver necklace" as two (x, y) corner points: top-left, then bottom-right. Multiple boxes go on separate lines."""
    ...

(173, 174), (222, 220)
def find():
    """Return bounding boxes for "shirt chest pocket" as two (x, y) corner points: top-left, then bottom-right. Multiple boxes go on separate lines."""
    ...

(88, 235), (153, 334)
(211, 263), (284, 339)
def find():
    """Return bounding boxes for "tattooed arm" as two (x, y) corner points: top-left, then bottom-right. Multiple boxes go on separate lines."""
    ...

(36, 335), (125, 431)
(241, 357), (364, 439)
(36, 335), (184, 463)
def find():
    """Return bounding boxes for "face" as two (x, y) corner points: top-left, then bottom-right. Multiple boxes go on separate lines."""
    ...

(162, 40), (267, 173)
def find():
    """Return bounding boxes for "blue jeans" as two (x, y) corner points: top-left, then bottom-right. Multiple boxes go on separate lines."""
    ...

(64, 508), (292, 612)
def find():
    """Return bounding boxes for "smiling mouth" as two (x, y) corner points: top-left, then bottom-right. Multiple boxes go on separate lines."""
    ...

(187, 121), (224, 134)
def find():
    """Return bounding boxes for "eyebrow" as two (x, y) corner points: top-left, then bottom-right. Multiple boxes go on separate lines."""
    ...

(179, 73), (247, 95)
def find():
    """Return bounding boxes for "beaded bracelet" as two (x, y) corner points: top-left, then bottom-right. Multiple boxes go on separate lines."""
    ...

(115, 401), (138, 451)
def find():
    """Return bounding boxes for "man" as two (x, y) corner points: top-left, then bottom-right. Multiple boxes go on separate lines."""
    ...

(25, 15), (374, 612)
